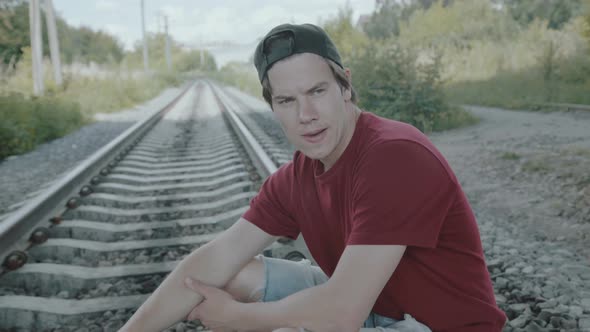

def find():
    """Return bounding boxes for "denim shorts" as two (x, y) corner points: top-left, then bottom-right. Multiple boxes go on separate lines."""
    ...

(257, 255), (432, 332)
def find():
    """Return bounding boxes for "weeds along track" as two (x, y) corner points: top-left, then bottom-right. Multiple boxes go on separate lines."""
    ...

(0, 80), (305, 331)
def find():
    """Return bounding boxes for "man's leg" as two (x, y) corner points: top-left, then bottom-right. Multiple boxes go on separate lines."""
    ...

(221, 255), (328, 332)
(223, 255), (266, 302)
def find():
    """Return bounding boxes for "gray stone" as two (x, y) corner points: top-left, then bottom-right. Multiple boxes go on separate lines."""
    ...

(103, 310), (114, 319)
(487, 258), (503, 269)
(495, 277), (509, 289)
(560, 317), (578, 329)
(510, 314), (529, 328)
(495, 293), (507, 305)
(97, 282), (113, 293)
(103, 320), (123, 332)
(523, 321), (544, 332)
(88, 324), (102, 332)
(56, 290), (70, 299)
(509, 303), (530, 312)
(522, 266), (534, 274)
(569, 305), (583, 317)
(135, 254), (150, 264)
(538, 300), (558, 309)
(175, 322), (187, 332)
(579, 317), (590, 329)
(538, 309), (560, 322)
(556, 303), (570, 313)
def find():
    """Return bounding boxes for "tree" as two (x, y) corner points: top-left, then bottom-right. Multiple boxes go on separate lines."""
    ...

(0, 1), (124, 67)
(0, 2), (29, 66)
(583, 0), (590, 47)
(322, 4), (370, 64)
(362, 0), (402, 40)
(398, 0), (518, 47)
(500, 0), (583, 29)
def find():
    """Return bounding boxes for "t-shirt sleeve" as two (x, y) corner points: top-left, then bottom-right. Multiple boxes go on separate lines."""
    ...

(242, 162), (300, 239)
(347, 140), (457, 248)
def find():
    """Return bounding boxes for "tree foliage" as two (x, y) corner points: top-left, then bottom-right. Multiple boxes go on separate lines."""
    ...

(0, 1), (28, 66)
(362, 0), (402, 40)
(352, 41), (449, 132)
(322, 5), (370, 64)
(583, 0), (590, 48)
(0, 2), (124, 66)
(321, 3), (452, 132)
(399, 0), (519, 47)
(498, 0), (583, 29)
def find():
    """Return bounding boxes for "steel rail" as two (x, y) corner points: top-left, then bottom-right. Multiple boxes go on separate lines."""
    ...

(207, 81), (278, 177)
(208, 80), (314, 263)
(0, 82), (194, 264)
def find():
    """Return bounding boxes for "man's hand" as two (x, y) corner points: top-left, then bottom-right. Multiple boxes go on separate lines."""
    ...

(184, 277), (243, 331)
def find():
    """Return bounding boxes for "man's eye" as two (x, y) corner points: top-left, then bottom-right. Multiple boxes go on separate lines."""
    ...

(278, 99), (292, 105)
(313, 89), (324, 95)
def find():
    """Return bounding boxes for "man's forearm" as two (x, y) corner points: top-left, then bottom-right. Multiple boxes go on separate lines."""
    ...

(119, 242), (244, 332)
(236, 282), (357, 332)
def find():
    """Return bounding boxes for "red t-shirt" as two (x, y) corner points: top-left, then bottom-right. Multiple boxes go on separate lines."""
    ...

(243, 112), (507, 331)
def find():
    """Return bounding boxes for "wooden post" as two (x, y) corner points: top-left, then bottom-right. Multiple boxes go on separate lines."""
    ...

(44, 0), (63, 86)
(29, 0), (44, 95)
(164, 15), (171, 70)
(141, 0), (149, 73)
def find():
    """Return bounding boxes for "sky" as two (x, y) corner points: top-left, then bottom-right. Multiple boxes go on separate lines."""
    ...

(52, 0), (377, 66)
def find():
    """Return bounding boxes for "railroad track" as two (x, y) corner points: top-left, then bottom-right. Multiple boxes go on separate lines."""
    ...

(0, 80), (307, 331)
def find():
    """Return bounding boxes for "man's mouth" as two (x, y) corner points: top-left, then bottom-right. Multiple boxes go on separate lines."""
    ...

(302, 128), (327, 143)
(303, 129), (326, 137)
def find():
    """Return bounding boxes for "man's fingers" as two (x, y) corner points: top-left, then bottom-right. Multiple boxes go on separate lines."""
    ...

(184, 277), (208, 295)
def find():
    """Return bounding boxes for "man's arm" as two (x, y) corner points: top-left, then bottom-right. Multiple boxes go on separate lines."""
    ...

(236, 244), (406, 332)
(119, 218), (277, 332)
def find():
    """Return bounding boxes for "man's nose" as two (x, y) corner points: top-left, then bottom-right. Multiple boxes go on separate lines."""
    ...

(297, 96), (318, 123)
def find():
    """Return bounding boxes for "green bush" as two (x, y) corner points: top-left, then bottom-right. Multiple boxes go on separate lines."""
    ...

(0, 93), (85, 159)
(351, 42), (463, 132)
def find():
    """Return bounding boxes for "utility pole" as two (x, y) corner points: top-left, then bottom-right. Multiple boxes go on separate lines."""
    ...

(44, 0), (63, 86)
(200, 49), (204, 69)
(29, 0), (44, 96)
(163, 14), (171, 71)
(141, 0), (149, 73)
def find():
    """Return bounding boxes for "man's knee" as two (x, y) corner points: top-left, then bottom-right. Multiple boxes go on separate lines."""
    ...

(223, 255), (266, 302)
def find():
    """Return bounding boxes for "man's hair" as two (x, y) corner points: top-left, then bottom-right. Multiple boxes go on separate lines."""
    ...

(261, 58), (358, 108)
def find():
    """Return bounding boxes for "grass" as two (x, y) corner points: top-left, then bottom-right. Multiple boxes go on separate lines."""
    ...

(500, 152), (521, 160)
(0, 54), (185, 160)
(444, 66), (590, 111)
(0, 93), (87, 159)
(522, 159), (552, 173)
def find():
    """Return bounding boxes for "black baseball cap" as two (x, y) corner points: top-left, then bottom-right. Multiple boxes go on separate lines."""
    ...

(254, 23), (343, 82)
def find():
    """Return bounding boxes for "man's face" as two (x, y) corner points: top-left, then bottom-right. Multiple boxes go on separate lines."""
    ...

(267, 53), (353, 168)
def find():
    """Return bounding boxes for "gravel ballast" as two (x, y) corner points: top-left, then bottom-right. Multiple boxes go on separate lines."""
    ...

(2, 82), (590, 331)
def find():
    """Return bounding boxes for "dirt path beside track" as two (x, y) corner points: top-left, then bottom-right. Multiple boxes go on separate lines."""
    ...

(431, 106), (590, 259)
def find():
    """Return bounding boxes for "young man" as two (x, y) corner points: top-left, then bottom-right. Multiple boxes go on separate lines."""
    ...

(120, 24), (506, 332)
